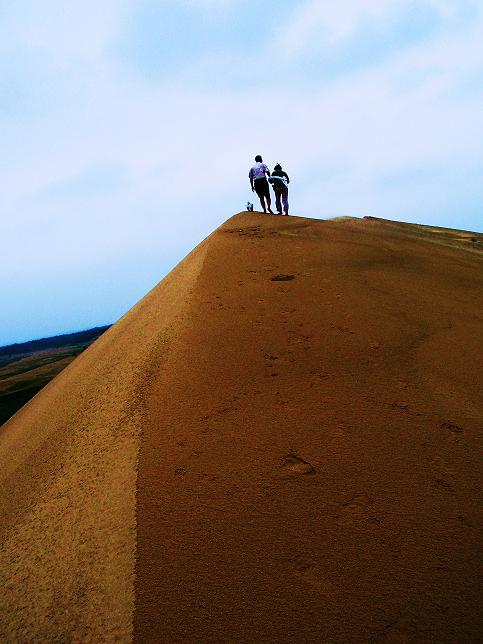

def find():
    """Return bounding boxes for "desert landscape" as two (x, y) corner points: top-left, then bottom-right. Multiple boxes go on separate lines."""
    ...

(0, 212), (482, 642)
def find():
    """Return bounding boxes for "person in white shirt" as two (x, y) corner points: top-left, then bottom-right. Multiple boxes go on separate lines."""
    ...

(248, 155), (273, 214)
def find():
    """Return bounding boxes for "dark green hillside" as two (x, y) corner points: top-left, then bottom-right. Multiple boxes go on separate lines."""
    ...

(0, 326), (110, 425)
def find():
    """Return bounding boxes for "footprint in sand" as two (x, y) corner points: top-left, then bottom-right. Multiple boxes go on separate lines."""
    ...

(278, 452), (316, 478)
(441, 420), (464, 444)
(293, 557), (334, 592)
(334, 325), (355, 335)
(441, 421), (463, 433)
(375, 615), (422, 643)
(271, 274), (295, 282)
(430, 457), (456, 491)
(340, 494), (374, 523)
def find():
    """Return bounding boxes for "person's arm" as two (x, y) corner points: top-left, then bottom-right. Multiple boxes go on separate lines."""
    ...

(249, 169), (254, 191)
(284, 172), (290, 184)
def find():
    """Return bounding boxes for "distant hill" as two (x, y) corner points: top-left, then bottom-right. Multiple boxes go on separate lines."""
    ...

(0, 325), (110, 425)
(0, 326), (111, 363)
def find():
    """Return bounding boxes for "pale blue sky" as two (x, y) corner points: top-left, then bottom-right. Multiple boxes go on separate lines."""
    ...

(1, 0), (482, 345)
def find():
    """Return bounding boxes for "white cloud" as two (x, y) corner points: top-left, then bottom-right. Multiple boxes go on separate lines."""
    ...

(183, 0), (239, 8)
(275, 0), (482, 58)
(276, 0), (396, 55)
(0, 0), (122, 64)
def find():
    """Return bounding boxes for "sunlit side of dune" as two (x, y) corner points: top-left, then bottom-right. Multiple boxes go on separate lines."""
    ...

(0, 234), (209, 641)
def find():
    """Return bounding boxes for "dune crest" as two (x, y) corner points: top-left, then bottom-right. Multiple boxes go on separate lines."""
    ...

(1, 213), (482, 642)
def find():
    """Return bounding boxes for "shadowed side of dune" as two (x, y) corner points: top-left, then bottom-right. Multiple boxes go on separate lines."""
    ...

(134, 213), (482, 642)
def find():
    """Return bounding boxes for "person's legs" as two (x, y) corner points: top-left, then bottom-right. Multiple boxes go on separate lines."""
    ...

(275, 188), (282, 214)
(261, 179), (273, 214)
(282, 187), (289, 215)
(254, 180), (267, 212)
(266, 192), (273, 214)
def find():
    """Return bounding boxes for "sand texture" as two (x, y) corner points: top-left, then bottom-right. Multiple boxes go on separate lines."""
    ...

(1, 212), (482, 642)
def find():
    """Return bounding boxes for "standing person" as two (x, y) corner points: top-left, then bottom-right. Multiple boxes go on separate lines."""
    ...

(269, 163), (290, 215)
(249, 155), (273, 214)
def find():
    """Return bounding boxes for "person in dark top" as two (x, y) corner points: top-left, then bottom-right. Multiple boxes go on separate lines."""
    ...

(249, 155), (273, 214)
(269, 164), (290, 215)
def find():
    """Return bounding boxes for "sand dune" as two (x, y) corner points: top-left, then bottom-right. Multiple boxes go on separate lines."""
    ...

(1, 212), (482, 642)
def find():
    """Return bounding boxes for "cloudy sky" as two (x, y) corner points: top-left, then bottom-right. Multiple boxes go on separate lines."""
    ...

(1, 0), (482, 345)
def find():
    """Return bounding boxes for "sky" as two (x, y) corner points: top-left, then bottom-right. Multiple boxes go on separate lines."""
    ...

(1, 0), (482, 345)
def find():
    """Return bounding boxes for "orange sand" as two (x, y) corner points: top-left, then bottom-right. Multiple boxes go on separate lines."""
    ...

(1, 213), (482, 642)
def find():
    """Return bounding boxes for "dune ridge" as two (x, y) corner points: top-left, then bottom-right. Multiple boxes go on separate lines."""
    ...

(1, 212), (482, 642)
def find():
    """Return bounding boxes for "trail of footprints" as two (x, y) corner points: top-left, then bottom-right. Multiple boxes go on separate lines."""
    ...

(183, 258), (467, 521)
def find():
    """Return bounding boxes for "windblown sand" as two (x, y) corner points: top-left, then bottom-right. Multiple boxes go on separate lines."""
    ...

(1, 213), (482, 642)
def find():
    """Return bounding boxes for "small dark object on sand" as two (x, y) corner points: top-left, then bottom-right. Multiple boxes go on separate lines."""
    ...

(271, 274), (295, 281)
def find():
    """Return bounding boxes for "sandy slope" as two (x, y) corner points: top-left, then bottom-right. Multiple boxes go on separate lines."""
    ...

(1, 213), (482, 642)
